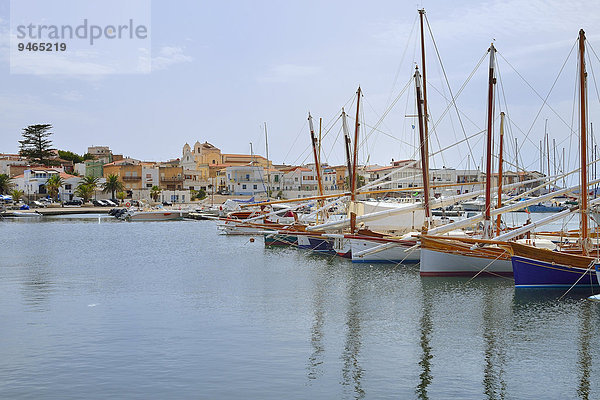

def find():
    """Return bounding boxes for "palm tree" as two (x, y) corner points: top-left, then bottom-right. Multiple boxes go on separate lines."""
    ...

(0, 174), (12, 194)
(46, 174), (64, 201)
(150, 185), (162, 202)
(74, 182), (95, 203)
(10, 189), (24, 202)
(81, 175), (99, 187)
(102, 174), (124, 199)
(81, 176), (99, 199)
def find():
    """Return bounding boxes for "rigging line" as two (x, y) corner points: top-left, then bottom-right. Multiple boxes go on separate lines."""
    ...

(497, 41), (577, 138)
(430, 41), (464, 166)
(283, 119), (308, 164)
(425, 14), (479, 175)
(426, 81), (487, 136)
(495, 57), (528, 178)
(385, 15), (419, 107)
(430, 129), (485, 157)
(586, 43), (600, 107)
(357, 77), (413, 148)
(430, 51), (488, 132)
(324, 124), (345, 165)
(346, 115), (418, 149)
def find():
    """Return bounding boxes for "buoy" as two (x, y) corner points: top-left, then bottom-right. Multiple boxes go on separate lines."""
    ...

(250, 238), (255, 243)
(125, 202), (131, 207)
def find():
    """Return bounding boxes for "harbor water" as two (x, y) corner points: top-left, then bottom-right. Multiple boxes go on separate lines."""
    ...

(1, 214), (599, 399)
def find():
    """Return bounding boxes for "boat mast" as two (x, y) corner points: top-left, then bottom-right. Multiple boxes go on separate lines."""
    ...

(341, 108), (354, 190)
(578, 29), (589, 254)
(264, 122), (271, 199)
(483, 43), (496, 239)
(496, 112), (505, 234)
(351, 87), (362, 201)
(308, 113), (325, 199)
(545, 120), (550, 193)
(418, 9), (429, 139)
(415, 66), (431, 228)
(418, 8), (431, 231)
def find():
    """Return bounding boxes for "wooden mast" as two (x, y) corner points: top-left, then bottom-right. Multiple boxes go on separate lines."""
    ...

(418, 8), (431, 231)
(308, 113), (325, 199)
(264, 122), (271, 199)
(496, 112), (505, 234)
(415, 66), (431, 229)
(483, 43), (496, 239)
(351, 87), (362, 201)
(341, 108), (354, 190)
(578, 29), (589, 254)
(418, 9), (429, 141)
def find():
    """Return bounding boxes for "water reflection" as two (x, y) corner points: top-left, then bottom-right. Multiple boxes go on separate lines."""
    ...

(416, 291), (433, 400)
(482, 288), (507, 400)
(577, 302), (592, 399)
(341, 267), (365, 399)
(307, 267), (326, 381)
(21, 266), (55, 312)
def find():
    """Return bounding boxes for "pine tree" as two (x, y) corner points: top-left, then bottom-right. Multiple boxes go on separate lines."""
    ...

(19, 124), (54, 165)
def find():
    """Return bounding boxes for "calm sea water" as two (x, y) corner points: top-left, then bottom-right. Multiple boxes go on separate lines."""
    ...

(1, 214), (599, 399)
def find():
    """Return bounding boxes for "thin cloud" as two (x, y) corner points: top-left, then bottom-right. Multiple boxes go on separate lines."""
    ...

(258, 64), (321, 83)
(150, 46), (193, 71)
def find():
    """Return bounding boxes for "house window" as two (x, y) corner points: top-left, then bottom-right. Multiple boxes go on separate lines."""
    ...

(245, 174), (250, 180)
(65, 184), (72, 190)
(242, 184), (246, 189)
(147, 184), (153, 188)
(253, 185), (257, 189)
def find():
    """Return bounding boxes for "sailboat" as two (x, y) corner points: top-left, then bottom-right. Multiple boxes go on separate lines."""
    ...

(419, 42), (514, 276)
(506, 30), (600, 288)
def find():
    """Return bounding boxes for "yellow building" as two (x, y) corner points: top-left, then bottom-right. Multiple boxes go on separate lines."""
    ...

(159, 165), (184, 191)
(103, 159), (143, 191)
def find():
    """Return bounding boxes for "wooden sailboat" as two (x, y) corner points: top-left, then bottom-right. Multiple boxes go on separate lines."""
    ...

(507, 29), (600, 288)
(346, 9), (431, 264)
(419, 42), (513, 276)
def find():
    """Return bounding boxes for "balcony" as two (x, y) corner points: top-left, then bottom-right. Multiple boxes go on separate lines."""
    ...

(122, 176), (141, 181)
(160, 177), (184, 183)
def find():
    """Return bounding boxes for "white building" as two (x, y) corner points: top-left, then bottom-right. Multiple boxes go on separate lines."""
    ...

(0, 154), (28, 176)
(12, 167), (82, 201)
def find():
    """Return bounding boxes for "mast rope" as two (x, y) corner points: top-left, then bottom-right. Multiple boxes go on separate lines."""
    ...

(425, 14), (480, 173)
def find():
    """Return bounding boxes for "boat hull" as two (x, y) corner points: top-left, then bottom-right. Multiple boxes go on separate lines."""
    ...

(264, 233), (298, 247)
(420, 248), (513, 277)
(126, 211), (185, 221)
(297, 235), (336, 254)
(512, 255), (599, 288)
(350, 237), (420, 264)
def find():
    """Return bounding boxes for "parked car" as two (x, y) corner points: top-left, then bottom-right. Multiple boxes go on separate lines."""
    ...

(162, 201), (173, 206)
(93, 199), (110, 206)
(104, 199), (118, 207)
(31, 200), (46, 208)
(217, 189), (230, 195)
(64, 199), (83, 206)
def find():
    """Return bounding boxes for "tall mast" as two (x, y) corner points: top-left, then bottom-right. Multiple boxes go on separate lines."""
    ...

(351, 87), (362, 201)
(418, 8), (431, 231)
(308, 113), (325, 199)
(341, 108), (354, 189)
(545, 120), (550, 193)
(264, 122), (271, 199)
(415, 66), (431, 228)
(515, 137), (519, 191)
(578, 29), (589, 253)
(496, 112), (505, 234)
(483, 43), (496, 239)
(418, 9), (429, 141)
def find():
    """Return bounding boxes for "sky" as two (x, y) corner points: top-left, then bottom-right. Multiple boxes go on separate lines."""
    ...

(2, 0), (600, 179)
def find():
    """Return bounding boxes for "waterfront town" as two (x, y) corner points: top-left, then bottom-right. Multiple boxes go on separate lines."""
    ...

(1, 139), (546, 206)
